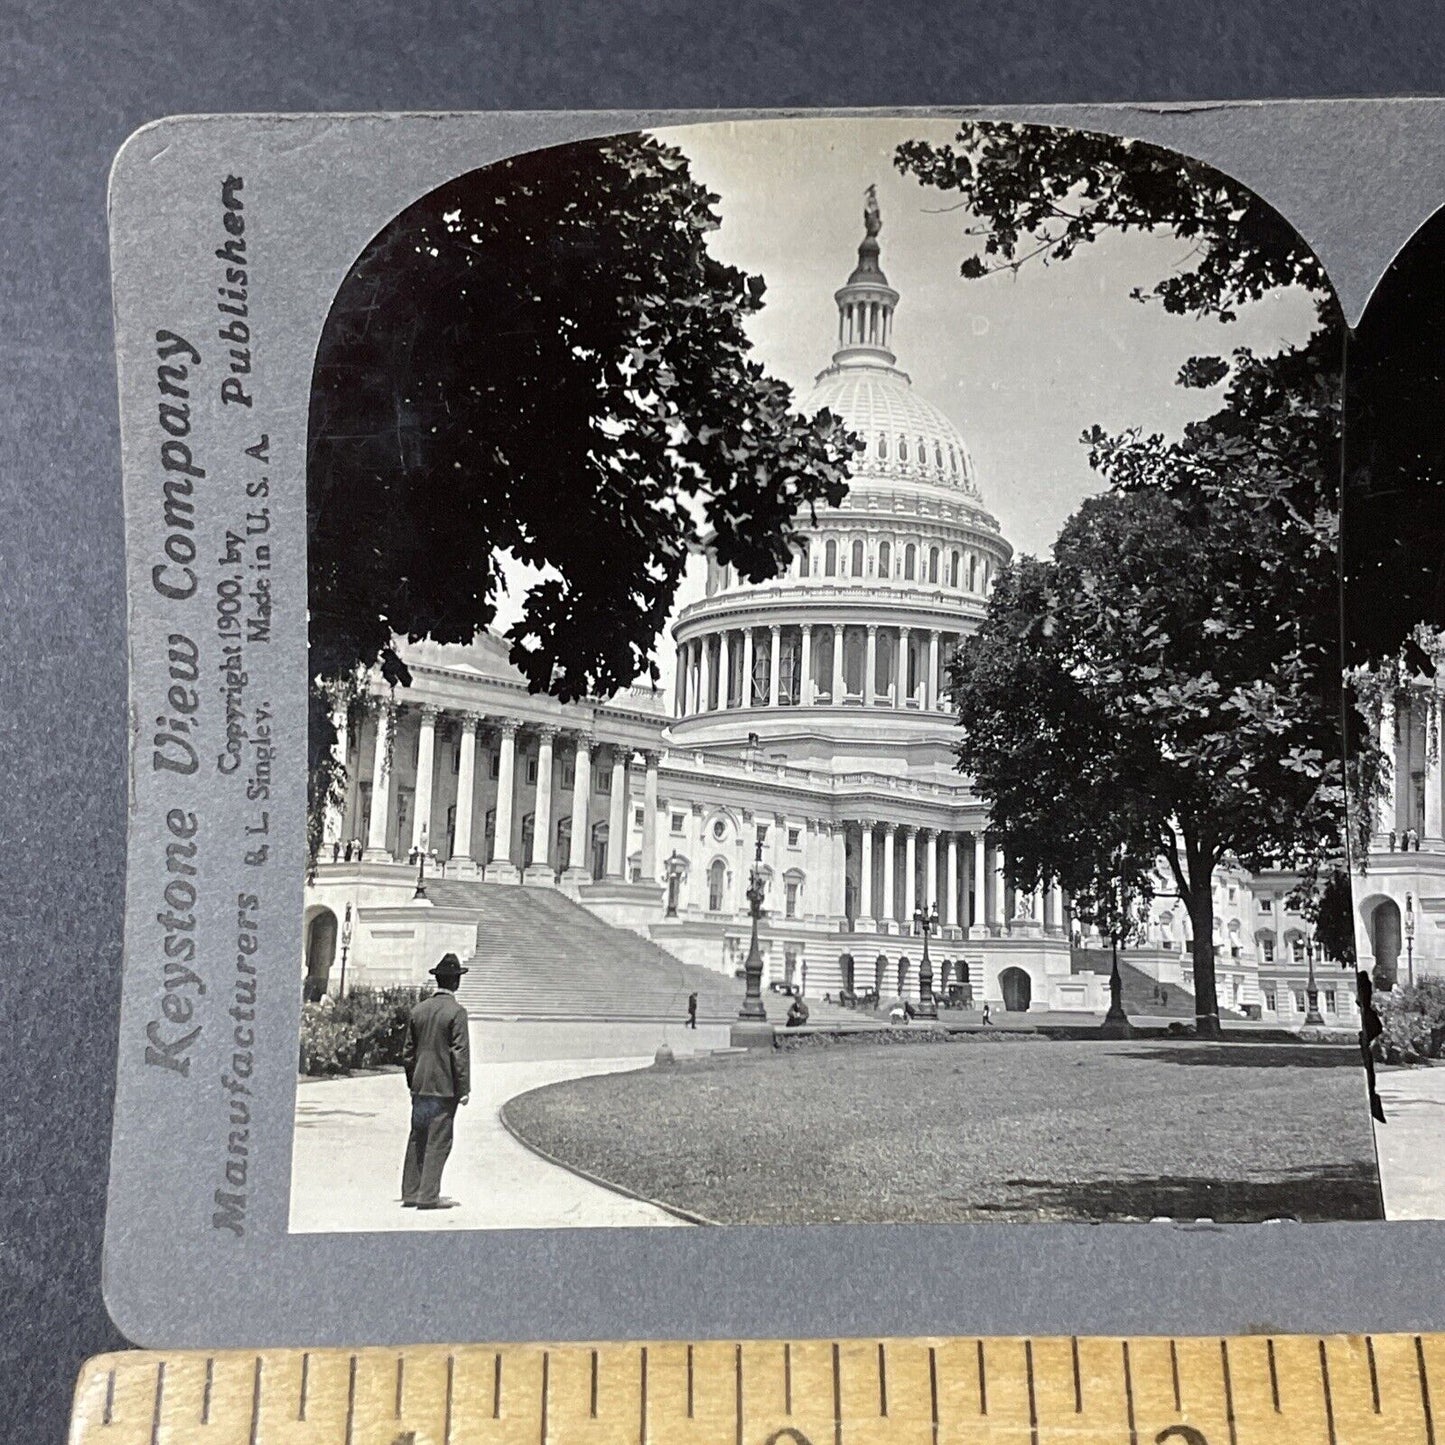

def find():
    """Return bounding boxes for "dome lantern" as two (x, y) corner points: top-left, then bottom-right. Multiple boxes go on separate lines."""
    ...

(831, 184), (901, 368)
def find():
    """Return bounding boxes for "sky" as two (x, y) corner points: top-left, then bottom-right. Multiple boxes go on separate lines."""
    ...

(491, 117), (1324, 696)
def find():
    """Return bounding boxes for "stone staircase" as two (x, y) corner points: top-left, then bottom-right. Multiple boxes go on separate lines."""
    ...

(427, 879), (857, 1026)
(1070, 949), (1242, 1020)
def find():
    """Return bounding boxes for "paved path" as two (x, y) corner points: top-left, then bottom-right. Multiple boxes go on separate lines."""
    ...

(1376, 1064), (1445, 1219)
(289, 1052), (687, 1231)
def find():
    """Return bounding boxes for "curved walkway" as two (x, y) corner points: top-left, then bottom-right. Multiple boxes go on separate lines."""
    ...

(289, 1048), (687, 1232)
(1376, 1063), (1445, 1219)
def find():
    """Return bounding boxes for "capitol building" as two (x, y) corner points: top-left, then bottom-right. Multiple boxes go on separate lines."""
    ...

(303, 201), (1365, 1030)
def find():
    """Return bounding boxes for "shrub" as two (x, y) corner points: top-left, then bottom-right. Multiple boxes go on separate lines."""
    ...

(1373, 977), (1445, 1066)
(299, 985), (427, 1076)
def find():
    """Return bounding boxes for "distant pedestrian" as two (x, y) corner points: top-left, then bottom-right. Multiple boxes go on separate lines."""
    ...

(401, 953), (471, 1211)
(332, 840), (341, 863)
(686, 992), (698, 1029)
(982, 1002), (993, 1026)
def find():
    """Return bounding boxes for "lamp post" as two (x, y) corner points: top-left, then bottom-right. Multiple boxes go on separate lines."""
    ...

(1304, 930), (1325, 1026)
(731, 837), (775, 1049)
(1406, 891), (1416, 989)
(413, 823), (429, 900)
(337, 901), (353, 999)
(914, 901), (939, 1018)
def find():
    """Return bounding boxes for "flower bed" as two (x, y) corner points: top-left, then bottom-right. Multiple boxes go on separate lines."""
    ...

(1374, 978), (1445, 1065)
(299, 985), (426, 1076)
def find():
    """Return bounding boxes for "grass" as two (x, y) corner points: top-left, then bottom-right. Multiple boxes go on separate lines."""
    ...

(502, 1036), (1382, 1224)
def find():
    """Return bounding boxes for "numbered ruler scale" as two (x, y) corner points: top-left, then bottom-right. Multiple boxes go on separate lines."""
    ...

(71, 1336), (1442, 1445)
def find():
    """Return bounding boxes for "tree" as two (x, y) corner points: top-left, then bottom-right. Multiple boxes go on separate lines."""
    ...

(900, 120), (1378, 1004)
(307, 133), (858, 850)
(952, 472), (1353, 1036)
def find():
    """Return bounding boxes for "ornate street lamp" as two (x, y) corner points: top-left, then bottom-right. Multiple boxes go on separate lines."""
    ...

(413, 823), (429, 900)
(1405, 891), (1416, 989)
(1100, 927), (1134, 1038)
(337, 901), (353, 999)
(731, 836), (775, 1049)
(1304, 929), (1325, 1026)
(913, 901), (940, 1018)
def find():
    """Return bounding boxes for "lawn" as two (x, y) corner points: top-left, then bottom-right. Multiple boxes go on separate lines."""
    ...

(502, 1036), (1383, 1224)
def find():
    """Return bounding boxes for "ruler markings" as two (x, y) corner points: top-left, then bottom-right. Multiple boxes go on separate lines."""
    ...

(494, 1351), (503, 1419)
(1318, 1339), (1337, 1445)
(641, 1345), (649, 1445)
(103, 1368), (114, 1427)
(1419, 1336), (1437, 1445)
(589, 1349), (599, 1419)
(1367, 1335), (1381, 1413)
(977, 1339), (987, 1416)
(927, 1346), (938, 1445)
(1071, 1336), (1082, 1413)
(783, 1343), (791, 1417)
(1122, 1340), (1137, 1445)
(148, 1362), (164, 1445)
(248, 1356), (261, 1445)
(831, 1342), (841, 1445)
(1169, 1339), (1181, 1414)
(877, 1342), (887, 1418)
(737, 1343), (745, 1445)
(1220, 1339), (1237, 1445)
(1267, 1339), (1279, 1413)
(395, 1353), (405, 1420)
(1024, 1339), (1039, 1445)
(688, 1344), (696, 1419)
(298, 1351), (310, 1422)
(541, 1351), (550, 1445)
(201, 1359), (212, 1425)
(344, 1356), (357, 1445)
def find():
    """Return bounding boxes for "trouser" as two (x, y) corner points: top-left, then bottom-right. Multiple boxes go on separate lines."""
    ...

(402, 1093), (459, 1204)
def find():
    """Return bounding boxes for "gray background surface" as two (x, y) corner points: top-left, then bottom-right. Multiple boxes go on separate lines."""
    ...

(7, 2), (1445, 1440)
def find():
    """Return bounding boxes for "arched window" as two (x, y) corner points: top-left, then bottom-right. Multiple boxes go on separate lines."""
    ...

(851, 539), (864, 576)
(934, 443), (943, 469)
(968, 554), (978, 590)
(878, 540), (891, 577)
(797, 540), (810, 576)
(708, 859), (726, 913)
(904, 543), (916, 581)
(949, 446), (958, 475)
(928, 547), (939, 583)
(824, 539), (838, 577)
(950, 550), (960, 588)
(918, 437), (927, 464)
(899, 436), (909, 462)
(879, 434), (888, 460)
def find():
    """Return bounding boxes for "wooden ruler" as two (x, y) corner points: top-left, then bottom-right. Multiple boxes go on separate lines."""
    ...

(70, 1336), (1442, 1445)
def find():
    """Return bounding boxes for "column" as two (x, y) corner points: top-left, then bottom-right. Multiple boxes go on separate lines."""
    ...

(484, 718), (517, 881)
(641, 751), (660, 882)
(564, 733), (592, 880)
(322, 702), (349, 853)
(927, 630), (941, 711)
(830, 823), (847, 921)
(524, 726), (557, 883)
(832, 623), (845, 703)
(699, 634), (713, 714)
(881, 824), (897, 928)
(1044, 883), (1061, 934)
(768, 624), (781, 705)
(925, 829), (939, 916)
(411, 704), (439, 856)
(1378, 692), (1397, 836)
(895, 626), (910, 707)
(722, 631), (735, 708)
(945, 833), (959, 929)
(973, 832), (986, 933)
(363, 702), (395, 861)
(858, 822), (875, 927)
(991, 840), (1008, 932)
(741, 628), (755, 708)
(904, 826), (918, 929)
(865, 625), (878, 706)
(800, 624), (813, 705)
(606, 747), (628, 878)
(1428, 689), (1444, 843)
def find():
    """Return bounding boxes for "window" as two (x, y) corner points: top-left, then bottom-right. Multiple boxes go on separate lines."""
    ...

(1259, 897), (1272, 912)
(562, 763), (575, 789)
(1265, 989), (1277, 1012)
(825, 539), (838, 577)
(968, 555), (978, 590)
(949, 446), (958, 475)
(671, 812), (685, 834)
(1293, 990), (1307, 1013)
(788, 827), (801, 848)
(928, 547), (939, 583)
(1227, 885), (1237, 904)
(878, 540), (891, 576)
(950, 551), (960, 588)
(452, 742), (461, 774)
(1325, 988), (1337, 1012)
(527, 759), (538, 785)
(489, 751), (499, 780)
(1262, 939), (1275, 963)
(917, 436), (926, 463)
(797, 540), (810, 575)
(634, 807), (644, 827)
(899, 436), (909, 462)
(708, 859), (726, 912)
(904, 543), (916, 580)
(596, 770), (610, 793)
(757, 824), (769, 847)
(879, 434), (888, 460)
(852, 539), (864, 576)
(1291, 938), (1305, 964)
(934, 443), (943, 469)
(785, 881), (799, 918)
(712, 819), (727, 841)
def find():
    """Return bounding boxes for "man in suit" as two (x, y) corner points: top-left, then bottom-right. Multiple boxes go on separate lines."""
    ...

(401, 953), (471, 1210)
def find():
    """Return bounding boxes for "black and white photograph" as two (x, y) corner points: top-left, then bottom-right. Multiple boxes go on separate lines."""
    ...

(291, 116), (1383, 1232)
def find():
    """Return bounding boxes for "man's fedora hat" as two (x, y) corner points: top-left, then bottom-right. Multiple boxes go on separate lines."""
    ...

(429, 953), (469, 977)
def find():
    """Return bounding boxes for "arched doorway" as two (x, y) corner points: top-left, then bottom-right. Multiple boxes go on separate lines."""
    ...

(874, 954), (887, 995)
(1372, 897), (1402, 989)
(304, 908), (338, 1001)
(999, 966), (1032, 1012)
(897, 955), (910, 996)
(839, 952), (855, 994)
